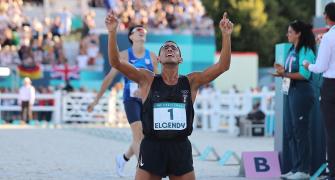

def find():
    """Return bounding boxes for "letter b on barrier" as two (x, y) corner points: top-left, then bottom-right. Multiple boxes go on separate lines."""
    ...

(241, 151), (281, 178)
(254, 157), (270, 172)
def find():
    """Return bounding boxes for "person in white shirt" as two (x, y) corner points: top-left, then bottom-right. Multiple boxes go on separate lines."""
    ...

(18, 77), (35, 123)
(304, 2), (335, 179)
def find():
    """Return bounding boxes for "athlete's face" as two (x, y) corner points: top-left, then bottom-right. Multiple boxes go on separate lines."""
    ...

(129, 27), (147, 43)
(158, 42), (182, 65)
(286, 26), (300, 44)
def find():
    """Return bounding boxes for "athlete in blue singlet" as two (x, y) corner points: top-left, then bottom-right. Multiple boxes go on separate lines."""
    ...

(87, 25), (158, 177)
(123, 47), (154, 124)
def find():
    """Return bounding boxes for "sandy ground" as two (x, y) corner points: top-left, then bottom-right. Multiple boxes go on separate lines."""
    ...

(0, 125), (279, 180)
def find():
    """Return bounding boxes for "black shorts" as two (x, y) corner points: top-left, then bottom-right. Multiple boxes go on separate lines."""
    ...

(138, 136), (194, 177)
(123, 99), (142, 124)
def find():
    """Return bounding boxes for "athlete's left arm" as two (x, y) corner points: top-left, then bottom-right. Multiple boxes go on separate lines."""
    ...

(150, 52), (159, 74)
(188, 13), (233, 91)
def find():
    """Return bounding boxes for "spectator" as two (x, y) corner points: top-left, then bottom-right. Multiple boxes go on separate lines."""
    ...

(76, 48), (89, 68)
(246, 102), (265, 123)
(86, 39), (99, 65)
(37, 86), (53, 122)
(51, 16), (62, 37)
(91, 0), (213, 35)
(63, 80), (74, 92)
(58, 7), (72, 35)
(18, 77), (35, 123)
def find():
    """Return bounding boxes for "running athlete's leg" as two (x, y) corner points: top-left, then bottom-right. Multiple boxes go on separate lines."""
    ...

(123, 100), (143, 159)
(135, 168), (161, 180)
(126, 121), (143, 159)
(169, 171), (195, 180)
(116, 121), (143, 176)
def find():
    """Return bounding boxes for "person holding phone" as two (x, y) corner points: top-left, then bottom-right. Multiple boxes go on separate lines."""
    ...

(273, 20), (316, 179)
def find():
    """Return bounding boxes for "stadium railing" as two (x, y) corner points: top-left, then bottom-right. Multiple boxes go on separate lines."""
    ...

(0, 90), (275, 135)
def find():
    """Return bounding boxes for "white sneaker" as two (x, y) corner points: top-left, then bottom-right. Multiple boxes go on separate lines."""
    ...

(115, 154), (126, 177)
(281, 171), (294, 178)
(286, 172), (309, 180)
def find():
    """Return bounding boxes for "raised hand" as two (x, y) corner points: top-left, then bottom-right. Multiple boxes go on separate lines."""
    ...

(87, 101), (97, 113)
(105, 10), (119, 32)
(219, 12), (234, 35)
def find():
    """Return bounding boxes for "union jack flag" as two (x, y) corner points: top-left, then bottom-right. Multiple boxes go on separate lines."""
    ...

(51, 63), (79, 80)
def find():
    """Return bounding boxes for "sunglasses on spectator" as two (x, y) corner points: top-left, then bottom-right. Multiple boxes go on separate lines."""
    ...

(131, 27), (147, 34)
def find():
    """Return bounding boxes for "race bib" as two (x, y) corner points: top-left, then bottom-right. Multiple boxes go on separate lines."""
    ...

(153, 103), (187, 130)
(282, 78), (291, 95)
(129, 82), (139, 97)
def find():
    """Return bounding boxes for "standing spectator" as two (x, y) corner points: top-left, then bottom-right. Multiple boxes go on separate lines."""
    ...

(304, 2), (335, 179)
(18, 77), (36, 123)
(274, 20), (317, 179)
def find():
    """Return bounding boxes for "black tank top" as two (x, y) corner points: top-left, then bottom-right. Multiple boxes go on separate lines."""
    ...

(142, 75), (194, 139)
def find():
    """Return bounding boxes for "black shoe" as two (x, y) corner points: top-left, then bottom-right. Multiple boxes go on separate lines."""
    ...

(321, 176), (335, 180)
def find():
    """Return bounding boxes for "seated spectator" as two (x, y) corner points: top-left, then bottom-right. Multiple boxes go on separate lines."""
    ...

(246, 102), (265, 124)
(0, 45), (20, 66)
(76, 48), (89, 68)
(51, 16), (62, 37)
(37, 86), (53, 122)
(87, 39), (99, 65)
(63, 80), (74, 92)
(89, 0), (213, 35)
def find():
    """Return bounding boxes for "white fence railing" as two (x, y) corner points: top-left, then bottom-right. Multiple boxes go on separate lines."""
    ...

(0, 90), (275, 134)
(194, 90), (275, 135)
(62, 92), (109, 122)
(0, 92), (62, 124)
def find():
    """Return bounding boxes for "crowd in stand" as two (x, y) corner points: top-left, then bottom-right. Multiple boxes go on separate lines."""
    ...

(0, 0), (214, 69)
(0, 0), (101, 68)
(0, 0), (66, 67)
(92, 0), (214, 35)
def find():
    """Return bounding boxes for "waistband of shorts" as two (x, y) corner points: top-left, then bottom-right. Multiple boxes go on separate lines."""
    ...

(123, 97), (142, 102)
(143, 135), (188, 142)
(324, 77), (335, 82)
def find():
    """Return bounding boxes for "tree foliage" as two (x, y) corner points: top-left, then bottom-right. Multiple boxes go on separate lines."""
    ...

(202, 0), (315, 67)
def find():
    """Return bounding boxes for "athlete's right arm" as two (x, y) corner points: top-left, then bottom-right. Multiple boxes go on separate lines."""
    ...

(150, 52), (159, 74)
(105, 11), (148, 85)
(87, 69), (118, 112)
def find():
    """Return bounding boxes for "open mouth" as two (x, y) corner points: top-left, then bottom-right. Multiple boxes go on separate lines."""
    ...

(166, 53), (174, 57)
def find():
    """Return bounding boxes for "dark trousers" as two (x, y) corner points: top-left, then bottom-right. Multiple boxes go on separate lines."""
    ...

(283, 81), (315, 173)
(321, 78), (335, 177)
(38, 112), (52, 122)
(21, 101), (32, 122)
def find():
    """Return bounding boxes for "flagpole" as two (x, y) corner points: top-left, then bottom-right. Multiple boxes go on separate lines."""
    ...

(14, 67), (19, 90)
